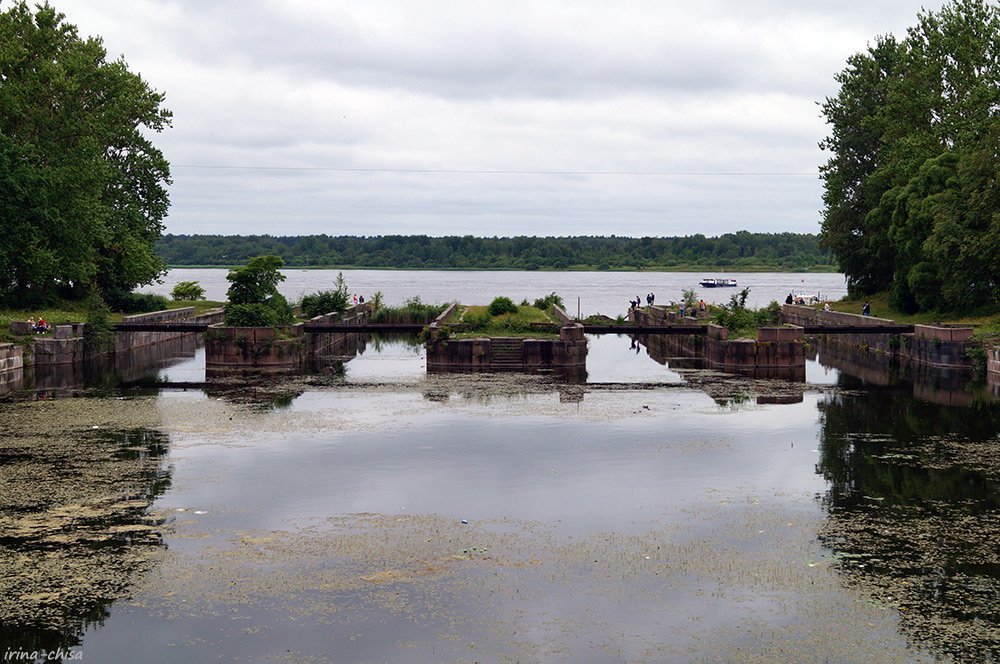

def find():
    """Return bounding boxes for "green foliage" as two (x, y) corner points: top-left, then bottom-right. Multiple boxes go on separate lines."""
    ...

(488, 296), (518, 317)
(712, 288), (782, 338)
(298, 270), (351, 317)
(462, 308), (492, 330)
(171, 281), (206, 301)
(455, 304), (558, 337)
(371, 296), (447, 324)
(114, 292), (169, 314)
(533, 292), (565, 310)
(225, 304), (278, 327)
(83, 294), (114, 355)
(820, 0), (1000, 312)
(225, 255), (292, 326)
(681, 289), (698, 310)
(0, 2), (171, 307)
(300, 290), (349, 318)
(155, 232), (834, 271)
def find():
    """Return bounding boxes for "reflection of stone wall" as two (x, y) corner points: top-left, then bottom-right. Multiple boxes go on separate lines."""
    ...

(815, 337), (984, 406)
(637, 323), (804, 379)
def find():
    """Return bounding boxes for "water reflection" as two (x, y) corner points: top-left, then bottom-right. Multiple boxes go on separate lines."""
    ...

(817, 388), (1000, 660)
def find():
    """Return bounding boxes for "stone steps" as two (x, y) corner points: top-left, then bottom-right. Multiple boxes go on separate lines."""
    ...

(490, 337), (524, 368)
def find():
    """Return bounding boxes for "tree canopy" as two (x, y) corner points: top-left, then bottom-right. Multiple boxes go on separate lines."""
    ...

(819, 0), (1000, 312)
(156, 232), (834, 272)
(224, 255), (294, 327)
(0, 1), (171, 307)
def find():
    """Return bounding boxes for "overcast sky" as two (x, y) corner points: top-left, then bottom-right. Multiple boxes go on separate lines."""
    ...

(63, 0), (943, 238)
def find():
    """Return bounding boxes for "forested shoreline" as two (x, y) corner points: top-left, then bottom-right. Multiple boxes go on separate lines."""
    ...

(156, 232), (835, 271)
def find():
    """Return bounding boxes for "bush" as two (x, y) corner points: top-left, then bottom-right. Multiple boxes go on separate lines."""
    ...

(488, 296), (518, 317)
(115, 292), (170, 313)
(83, 294), (114, 355)
(533, 292), (564, 310)
(300, 289), (349, 318)
(171, 281), (206, 301)
(225, 303), (279, 327)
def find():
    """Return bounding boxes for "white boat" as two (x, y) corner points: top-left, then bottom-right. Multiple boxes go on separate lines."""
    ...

(789, 290), (822, 305)
(699, 278), (738, 288)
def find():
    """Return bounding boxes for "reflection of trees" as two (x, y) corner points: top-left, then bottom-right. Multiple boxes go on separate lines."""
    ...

(0, 426), (172, 653)
(817, 389), (1000, 659)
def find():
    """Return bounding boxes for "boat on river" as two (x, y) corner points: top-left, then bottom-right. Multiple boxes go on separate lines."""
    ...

(699, 278), (738, 288)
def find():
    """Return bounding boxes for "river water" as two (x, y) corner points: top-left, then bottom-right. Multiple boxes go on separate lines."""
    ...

(2, 270), (999, 663)
(142, 268), (849, 316)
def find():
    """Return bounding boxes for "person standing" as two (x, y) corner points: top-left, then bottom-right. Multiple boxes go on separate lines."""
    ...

(862, 301), (871, 316)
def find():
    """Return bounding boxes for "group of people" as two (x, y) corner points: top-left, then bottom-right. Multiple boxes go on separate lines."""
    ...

(27, 317), (49, 334)
(678, 300), (707, 317)
(629, 292), (658, 309)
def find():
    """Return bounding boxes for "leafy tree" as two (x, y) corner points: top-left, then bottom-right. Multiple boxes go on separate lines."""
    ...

(225, 255), (293, 326)
(819, 0), (1000, 311)
(0, 2), (171, 306)
(171, 281), (206, 301)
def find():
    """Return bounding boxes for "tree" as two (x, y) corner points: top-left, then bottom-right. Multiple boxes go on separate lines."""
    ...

(0, 2), (171, 307)
(171, 281), (206, 301)
(225, 255), (293, 326)
(819, 0), (1000, 311)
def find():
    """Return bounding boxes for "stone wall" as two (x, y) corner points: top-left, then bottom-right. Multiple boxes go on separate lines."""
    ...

(0, 343), (24, 395)
(781, 305), (975, 369)
(425, 325), (588, 374)
(115, 307), (225, 353)
(204, 326), (307, 375)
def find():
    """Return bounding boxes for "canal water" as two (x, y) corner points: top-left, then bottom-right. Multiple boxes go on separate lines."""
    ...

(3, 279), (1000, 661)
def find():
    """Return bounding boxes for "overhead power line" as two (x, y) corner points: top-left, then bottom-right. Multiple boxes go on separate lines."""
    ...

(172, 164), (817, 177)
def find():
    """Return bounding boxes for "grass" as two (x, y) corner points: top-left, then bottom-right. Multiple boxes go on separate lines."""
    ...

(448, 304), (561, 339)
(822, 292), (1000, 342)
(0, 299), (225, 343)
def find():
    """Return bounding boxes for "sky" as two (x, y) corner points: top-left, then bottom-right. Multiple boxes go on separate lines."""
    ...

(60, 0), (945, 238)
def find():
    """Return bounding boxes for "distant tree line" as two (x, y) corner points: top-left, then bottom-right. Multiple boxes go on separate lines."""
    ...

(819, 0), (1000, 313)
(156, 232), (834, 271)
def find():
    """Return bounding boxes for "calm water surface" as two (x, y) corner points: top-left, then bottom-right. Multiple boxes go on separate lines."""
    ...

(2, 318), (999, 661)
(144, 268), (848, 315)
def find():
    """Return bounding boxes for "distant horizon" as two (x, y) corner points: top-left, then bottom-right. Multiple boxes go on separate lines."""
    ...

(160, 229), (823, 240)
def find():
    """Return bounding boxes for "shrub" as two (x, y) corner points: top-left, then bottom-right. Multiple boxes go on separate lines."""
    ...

(533, 292), (564, 310)
(171, 281), (206, 301)
(225, 303), (279, 327)
(300, 289), (349, 318)
(115, 292), (169, 313)
(83, 294), (114, 355)
(488, 296), (518, 317)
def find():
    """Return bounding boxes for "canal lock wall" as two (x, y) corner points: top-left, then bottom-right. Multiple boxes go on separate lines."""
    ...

(424, 305), (588, 374)
(781, 304), (975, 369)
(204, 305), (371, 375)
(630, 305), (805, 379)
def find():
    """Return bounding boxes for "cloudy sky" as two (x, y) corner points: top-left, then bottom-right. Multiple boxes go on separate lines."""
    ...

(63, 0), (943, 238)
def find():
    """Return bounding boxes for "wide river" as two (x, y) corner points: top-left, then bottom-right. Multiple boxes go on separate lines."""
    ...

(143, 268), (849, 316)
(2, 270), (999, 663)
